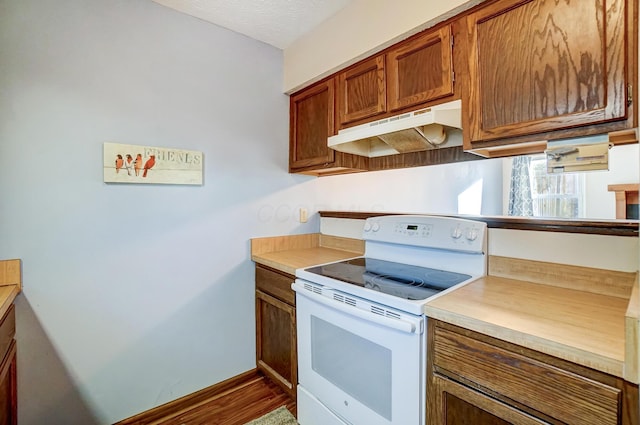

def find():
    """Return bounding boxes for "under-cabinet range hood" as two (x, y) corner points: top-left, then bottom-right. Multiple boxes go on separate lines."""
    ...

(328, 99), (462, 157)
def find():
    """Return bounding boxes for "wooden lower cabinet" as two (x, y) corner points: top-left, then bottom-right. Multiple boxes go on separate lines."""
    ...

(0, 305), (17, 425)
(428, 320), (639, 425)
(434, 375), (548, 425)
(255, 265), (297, 399)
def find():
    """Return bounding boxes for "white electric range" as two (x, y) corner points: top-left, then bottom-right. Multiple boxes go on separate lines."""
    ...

(293, 215), (487, 425)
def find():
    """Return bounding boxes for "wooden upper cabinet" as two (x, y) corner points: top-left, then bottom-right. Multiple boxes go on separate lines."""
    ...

(387, 25), (454, 112)
(337, 55), (386, 126)
(466, 0), (629, 144)
(289, 79), (335, 170)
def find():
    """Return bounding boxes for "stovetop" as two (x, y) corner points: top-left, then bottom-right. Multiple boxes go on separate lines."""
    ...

(304, 257), (471, 301)
(295, 215), (487, 315)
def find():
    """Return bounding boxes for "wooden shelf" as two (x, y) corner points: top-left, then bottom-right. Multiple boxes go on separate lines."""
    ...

(318, 211), (639, 237)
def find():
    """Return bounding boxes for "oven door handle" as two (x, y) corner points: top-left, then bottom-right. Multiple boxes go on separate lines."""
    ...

(293, 282), (420, 334)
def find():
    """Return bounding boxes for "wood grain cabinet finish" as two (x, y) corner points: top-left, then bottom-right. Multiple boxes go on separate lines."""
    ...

(464, 0), (632, 149)
(289, 79), (335, 170)
(289, 79), (368, 175)
(255, 265), (297, 399)
(0, 305), (16, 425)
(337, 55), (387, 126)
(428, 320), (639, 425)
(387, 25), (454, 112)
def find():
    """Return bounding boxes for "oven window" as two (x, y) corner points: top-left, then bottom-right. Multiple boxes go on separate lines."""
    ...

(310, 316), (392, 420)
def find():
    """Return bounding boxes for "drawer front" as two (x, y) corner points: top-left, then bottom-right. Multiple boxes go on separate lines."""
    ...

(434, 326), (621, 425)
(0, 305), (15, 362)
(256, 266), (295, 306)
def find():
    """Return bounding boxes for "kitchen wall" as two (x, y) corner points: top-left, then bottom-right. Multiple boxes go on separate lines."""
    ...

(0, 0), (297, 423)
(0, 0), (505, 423)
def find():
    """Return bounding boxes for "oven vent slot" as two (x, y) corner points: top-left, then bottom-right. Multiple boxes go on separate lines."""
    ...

(303, 283), (322, 295)
(385, 311), (402, 320)
(332, 293), (357, 307)
(370, 305), (402, 320)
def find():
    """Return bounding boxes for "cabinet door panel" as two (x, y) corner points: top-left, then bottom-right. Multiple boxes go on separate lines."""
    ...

(255, 290), (296, 397)
(387, 26), (454, 112)
(290, 80), (335, 169)
(467, 0), (627, 142)
(432, 375), (549, 425)
(0, 341), (17, 425)
(338, 55), (386, 125)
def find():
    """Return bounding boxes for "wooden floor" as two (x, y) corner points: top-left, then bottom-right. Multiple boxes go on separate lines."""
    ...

(117, 370), (296, 425)
(157, 376), (295, 425)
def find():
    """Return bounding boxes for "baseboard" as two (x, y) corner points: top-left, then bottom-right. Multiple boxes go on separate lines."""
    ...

(114, 368), (260, 424)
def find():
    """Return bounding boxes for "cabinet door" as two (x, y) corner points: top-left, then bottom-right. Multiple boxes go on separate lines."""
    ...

(0, 341), (17, 425)
(337, 55), (386, 126)
(255, 290), (297, 398)
(289, 80), (335, 170)
(466, 0), (628, 143)
(429, 374), (550, 425)
(387, 25), (454, 112)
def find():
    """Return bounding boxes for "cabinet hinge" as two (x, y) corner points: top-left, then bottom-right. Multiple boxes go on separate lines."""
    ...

(628, 84), (633, 107)
(451, 35), (454, 47)
(452, 71), (455, 83)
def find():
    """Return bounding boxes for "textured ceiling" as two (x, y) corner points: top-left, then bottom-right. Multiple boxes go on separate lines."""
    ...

(151, 0), (353, 49)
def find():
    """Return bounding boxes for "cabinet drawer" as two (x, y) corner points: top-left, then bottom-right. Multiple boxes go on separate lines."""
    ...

(433, 326), (621, 425)
(256, 266), (295, 306)
(0, 305), (15, 362)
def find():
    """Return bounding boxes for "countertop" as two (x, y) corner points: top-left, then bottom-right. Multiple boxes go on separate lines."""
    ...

(424, 276), (634, 380)
(251, 233), (364, 275)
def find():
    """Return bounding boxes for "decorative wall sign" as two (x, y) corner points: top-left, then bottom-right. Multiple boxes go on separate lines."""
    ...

(103, 143), (203, 185)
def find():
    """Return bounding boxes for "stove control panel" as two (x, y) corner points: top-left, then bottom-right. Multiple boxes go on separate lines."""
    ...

(392, 223), (433, 238)
(363, 215), (486, 254)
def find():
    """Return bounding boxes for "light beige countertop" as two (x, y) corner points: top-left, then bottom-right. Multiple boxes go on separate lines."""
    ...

(251, 233), (364, 275)
(425, 276), (632, 380)
(426, 256), (639, 383)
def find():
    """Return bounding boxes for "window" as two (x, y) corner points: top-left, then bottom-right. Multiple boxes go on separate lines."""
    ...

(529, 156), (585, 218)
(508, 155), (585, 219)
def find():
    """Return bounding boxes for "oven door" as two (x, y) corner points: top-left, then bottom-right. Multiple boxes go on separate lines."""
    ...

(293, 279), (425, 425)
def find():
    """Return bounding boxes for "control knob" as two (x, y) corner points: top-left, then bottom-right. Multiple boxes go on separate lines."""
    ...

(451, 226), (463, 239)
(466, 228), (479, 241)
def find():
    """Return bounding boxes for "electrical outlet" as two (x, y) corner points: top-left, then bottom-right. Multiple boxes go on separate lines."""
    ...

(299, 208), (308, 223)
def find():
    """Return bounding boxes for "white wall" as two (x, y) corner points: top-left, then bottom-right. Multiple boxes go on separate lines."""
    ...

(584, 144), (640, 218)
(0, 1), (505, 423)
(313, 159), (503, 216)
(283, 0), (485, 92)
